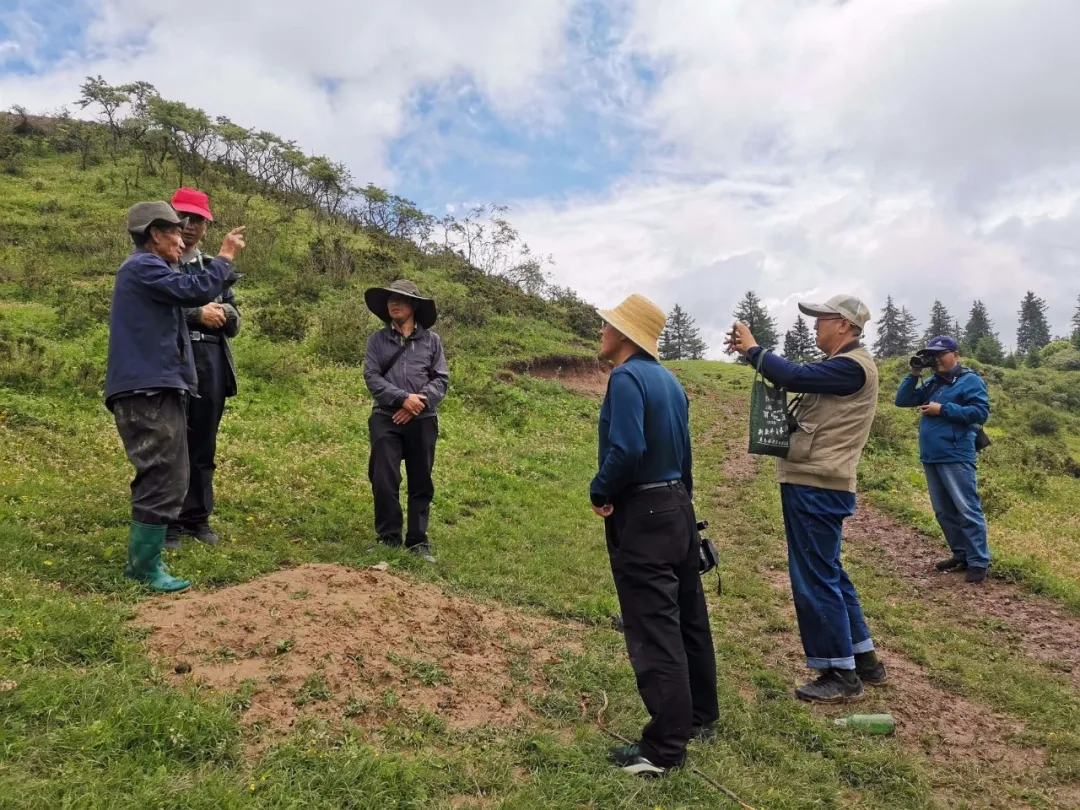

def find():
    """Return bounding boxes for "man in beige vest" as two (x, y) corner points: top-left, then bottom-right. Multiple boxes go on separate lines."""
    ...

(728, 295), (886, 702)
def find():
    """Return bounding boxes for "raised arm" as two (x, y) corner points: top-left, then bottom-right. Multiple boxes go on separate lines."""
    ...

(747, 347), (865, 395)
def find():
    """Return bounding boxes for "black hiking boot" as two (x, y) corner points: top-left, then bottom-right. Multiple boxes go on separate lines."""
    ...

(609, 744), (669, 778)
(965, 566), (988, 584)
(164, 525), (182, 551)
(378, 535), (403, 548)
(191, 523), (220, 545)
(795, 669), (864, 703)
(935, 555), (968, 572)
(854, 652), (888, 686)
(691, 722), (717, 743)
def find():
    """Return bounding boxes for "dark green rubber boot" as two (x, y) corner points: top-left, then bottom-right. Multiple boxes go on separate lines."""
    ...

(123, 521), (191, 593)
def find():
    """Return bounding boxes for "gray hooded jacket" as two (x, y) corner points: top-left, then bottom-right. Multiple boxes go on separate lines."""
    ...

(363, 324), (449, 418)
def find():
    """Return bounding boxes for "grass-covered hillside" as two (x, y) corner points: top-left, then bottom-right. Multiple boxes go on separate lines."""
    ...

(4, 99), (1080, 809)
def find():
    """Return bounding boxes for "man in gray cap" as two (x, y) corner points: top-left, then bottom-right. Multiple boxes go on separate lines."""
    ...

(105, 201), (245, 592)
(727, 294), (886, 703)
(363, 280), (449, 562)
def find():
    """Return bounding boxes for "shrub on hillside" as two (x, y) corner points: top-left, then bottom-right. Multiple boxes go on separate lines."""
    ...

(234, 339), (310, 385)
(1029, 406), (1060, 436)
(867, 406), (915, 455)
(1044, 346), (1080, 371)
(256, 302), (310, 342)
(978, 475), (1014, 518)
(310, 296), (375, 365)
(0, 330), (61, 391)
(54, 278), (112, 337)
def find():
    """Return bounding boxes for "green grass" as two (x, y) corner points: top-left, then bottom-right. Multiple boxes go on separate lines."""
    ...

(4, 135), (1080, 808)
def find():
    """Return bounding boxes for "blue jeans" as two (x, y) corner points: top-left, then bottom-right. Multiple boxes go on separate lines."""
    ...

(780, 484), (874, 671)
(924, 462), (991, 569)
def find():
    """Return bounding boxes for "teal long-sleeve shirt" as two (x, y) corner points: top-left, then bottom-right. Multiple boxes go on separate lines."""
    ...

(591, 352), (693, 506)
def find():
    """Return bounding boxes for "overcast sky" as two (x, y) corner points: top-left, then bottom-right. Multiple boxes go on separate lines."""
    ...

(3, 0), (1079, 357)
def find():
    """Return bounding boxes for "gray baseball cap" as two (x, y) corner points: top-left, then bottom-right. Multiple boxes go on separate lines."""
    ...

(798, 294), (872, 329)
(126, 201), (186, 235)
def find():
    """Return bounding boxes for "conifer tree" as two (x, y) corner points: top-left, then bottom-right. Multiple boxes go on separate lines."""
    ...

(872, 296), (908, 358)
(659, 304), (708, 360)
(728, 291), (779, 362)
(1071, 295), (1080, 351)
(922, 300), (955, 344)
(963, 301), (996, 353)
(782, 315), (821, 363)
(900, 306), (920, 355)
(1016, 291), (1051, 355)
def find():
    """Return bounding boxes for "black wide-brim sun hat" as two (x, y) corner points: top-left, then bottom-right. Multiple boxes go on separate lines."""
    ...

(363, 279), (438, 329)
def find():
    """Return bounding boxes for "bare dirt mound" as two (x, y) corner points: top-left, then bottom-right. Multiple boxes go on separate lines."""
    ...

(757, 566), (1044, 773)
(508, 355), (610, 397)
(133, 564), (576, 748)
(846, 499), (1080, 690)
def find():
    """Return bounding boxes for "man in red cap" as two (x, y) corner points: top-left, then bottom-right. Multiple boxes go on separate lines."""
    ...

(165, 187), (242, 548)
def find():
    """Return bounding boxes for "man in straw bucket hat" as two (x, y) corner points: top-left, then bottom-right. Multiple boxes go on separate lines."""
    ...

(363, 279), (449, 563)
(590, 294), (719, 777)
(727, 294), (887, 703)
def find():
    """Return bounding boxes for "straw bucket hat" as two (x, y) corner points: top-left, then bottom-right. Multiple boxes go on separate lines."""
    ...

(597, 294), (666, 359)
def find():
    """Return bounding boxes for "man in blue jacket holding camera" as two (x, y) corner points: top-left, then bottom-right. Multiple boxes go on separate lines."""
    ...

(895, 336), (991, 583)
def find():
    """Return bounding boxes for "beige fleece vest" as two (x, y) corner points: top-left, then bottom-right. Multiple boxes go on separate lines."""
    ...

(775, 345), (878, 492)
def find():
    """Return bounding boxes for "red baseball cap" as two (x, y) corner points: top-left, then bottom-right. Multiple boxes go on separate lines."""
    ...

(170, 187), (214, 221)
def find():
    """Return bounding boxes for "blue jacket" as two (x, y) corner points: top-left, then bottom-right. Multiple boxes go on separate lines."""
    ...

(105, 248), (239, 406)
(894, 366), (990, 463)
(591, 352), (693, 506)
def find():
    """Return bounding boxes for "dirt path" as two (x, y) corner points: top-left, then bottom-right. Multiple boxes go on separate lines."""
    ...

(708, 403), (1049, 781)
(756, 566), (1043, 776)
(846, 500), (1080, 691)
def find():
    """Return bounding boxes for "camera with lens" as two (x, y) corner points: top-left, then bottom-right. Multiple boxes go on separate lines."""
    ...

(909, 349), (942, 371)
(697, 519), (719, 574)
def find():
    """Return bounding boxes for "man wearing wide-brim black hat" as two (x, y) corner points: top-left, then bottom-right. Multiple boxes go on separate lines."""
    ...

(362, 279), (449, 562)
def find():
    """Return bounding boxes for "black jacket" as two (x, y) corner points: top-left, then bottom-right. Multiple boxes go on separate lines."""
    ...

(179, 250), (241, 397)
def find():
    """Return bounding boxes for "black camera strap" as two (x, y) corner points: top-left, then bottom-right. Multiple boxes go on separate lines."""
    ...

(379, 343), (409, 377)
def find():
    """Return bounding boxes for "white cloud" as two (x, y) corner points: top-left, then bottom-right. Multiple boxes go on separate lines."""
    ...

(515, 0), (1080, 357)
(0, 0), (576, 185)
(2, 0), (1079, 359)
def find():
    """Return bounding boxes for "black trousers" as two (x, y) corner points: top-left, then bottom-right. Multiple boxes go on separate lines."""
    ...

(368, 411), (438, 545)
(178, 343), (228, 528)
(605, 482), (719, 767)
(112, 391), (189, 526)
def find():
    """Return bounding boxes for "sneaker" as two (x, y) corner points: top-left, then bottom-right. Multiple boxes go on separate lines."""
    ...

(855, 658), (888, 686)
(609, 744), (668, 778)
(935, 556), (968, 572)
(795, 669), (864, 703)
(191, 523), (220, 545)
(378, 535), (403, 548)
(965, 566), (988, 584)
(164, 525), (182, 551)
(691, 722), (717, 742)
(407, 543), (436, 564)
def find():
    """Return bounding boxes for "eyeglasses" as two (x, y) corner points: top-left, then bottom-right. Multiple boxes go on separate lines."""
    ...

(183, 214), (207, 225)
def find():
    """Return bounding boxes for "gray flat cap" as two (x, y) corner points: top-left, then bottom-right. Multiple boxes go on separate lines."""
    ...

(126, 201), (186, 235)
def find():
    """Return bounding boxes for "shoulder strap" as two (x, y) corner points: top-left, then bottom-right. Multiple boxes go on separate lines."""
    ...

(380, 342), (408, 377)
